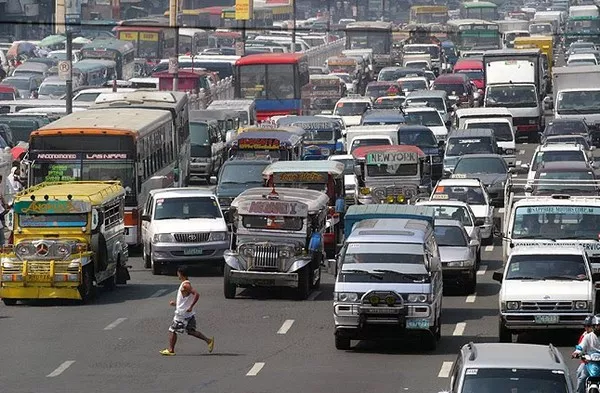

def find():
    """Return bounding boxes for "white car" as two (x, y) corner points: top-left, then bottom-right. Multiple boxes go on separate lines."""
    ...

(397, 76), (429, 93)
(462, 117), (516, 167)
(403, 105), (448, 142)
(330, 72), (357, 94)
(523, 143), (593, 182)
(141, 188), (229, 275)
(430, 178), (494, 244)
(494, 246), (597, 342)
(333, 95), (372, 127)
(328, 154), (356, 204)
(567, 53), (598, 67)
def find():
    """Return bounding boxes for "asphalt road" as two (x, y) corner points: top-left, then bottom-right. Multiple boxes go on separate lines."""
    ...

(0, 116), (587, 393)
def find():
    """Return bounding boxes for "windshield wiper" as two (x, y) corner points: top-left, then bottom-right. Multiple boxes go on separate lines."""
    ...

(372, 269), (425, 282)
(543, 275), (580, 280)
(342, 269), (383, 280)
(507, 276), (540, 280)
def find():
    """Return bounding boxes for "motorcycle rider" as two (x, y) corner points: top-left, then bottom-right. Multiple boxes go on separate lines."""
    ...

(573, 315), (600, 393)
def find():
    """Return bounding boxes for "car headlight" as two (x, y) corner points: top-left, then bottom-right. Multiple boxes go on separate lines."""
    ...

(279, 249), (292, 258)
(321, 148), (330, 156)
(57, 244), (71, 257)
(2, 261), (14, 269)
(504, 149), (514, 155)
(242, 247), (255, 257)
(506, 301), (521, 310)
(15, 243), (34, 257)
(153, 233), (174, 243)
(432, 156), (442, 163)
(575, 301), (588, 310)
(360, 187), (371, 195)
(407, 293), (429, 303)
(335, 292), (359, 303)
(209, 232), (227, 241)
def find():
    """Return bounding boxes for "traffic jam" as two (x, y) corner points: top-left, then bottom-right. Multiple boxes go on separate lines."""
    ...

(1, 0), (600, 391)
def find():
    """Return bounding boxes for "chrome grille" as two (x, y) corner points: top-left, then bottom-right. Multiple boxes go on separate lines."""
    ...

(252, 245), (279, 270)
(371, 185), (418, 202)
(174, 233), (210, 243)
(521, 301), (574, 311)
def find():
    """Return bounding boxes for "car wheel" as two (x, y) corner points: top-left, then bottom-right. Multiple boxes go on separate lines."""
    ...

(2, 298), (17, 306)
(466, 272), (477, 295)
(143, 244), (151, 269)
(223, 264), (237, 299)
(151, 257), (160, 276)
(296, 265), (311, 300)
(335, 336), (351, 350)
(499, 318), (512, 343)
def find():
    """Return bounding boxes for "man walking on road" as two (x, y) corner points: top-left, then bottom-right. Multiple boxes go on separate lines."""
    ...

(160, 267), (214, 356)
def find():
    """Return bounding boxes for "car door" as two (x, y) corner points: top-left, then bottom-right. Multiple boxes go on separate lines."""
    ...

(141, 194), (154, 248)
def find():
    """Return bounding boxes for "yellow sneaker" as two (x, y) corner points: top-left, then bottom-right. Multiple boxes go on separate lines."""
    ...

(160, 349), (175, 356)
(207, 337), (215, 353)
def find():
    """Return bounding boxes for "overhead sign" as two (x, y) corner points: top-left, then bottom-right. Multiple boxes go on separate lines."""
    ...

(273, 172), (328, 184)
(513, 241), (600, 252)
(238, 200), (309, 217)
(58, 60), (72, 81)
(235, 0), (254, 20)
(366, 151), (419, 164)
(238, 138), (280, 150)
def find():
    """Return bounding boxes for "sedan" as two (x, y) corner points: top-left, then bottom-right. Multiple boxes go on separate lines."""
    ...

(434, 219), (479, 294)
(450, 154), (509, 207)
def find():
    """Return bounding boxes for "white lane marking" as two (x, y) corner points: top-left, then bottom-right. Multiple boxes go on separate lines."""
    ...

(453, 322), (466, 336)
(518, 150), (525, 155)
(149, 288), (169, 298)
(438, 361), (453, 378)
(307, 291), (322, 301)
(246, 362), (265, 376)
(466, 294), (477, 303)
(515, 160), (522, 166)
(477, 265), (487, 275)
(498, 208), (505, 213)
(484, 245), (494, 252)
(277, 319), (295, 335)
(103, 317), (127, 330)
(522, 142), (529, 145)
(47, 361), (75, 378)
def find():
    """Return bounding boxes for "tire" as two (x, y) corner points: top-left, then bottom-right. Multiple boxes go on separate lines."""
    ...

(79, 265), (96, 303)
(466, 272), (477, 295)
(476, 249), (481, 269)
(296, 265), (311, 300)
(151, 257), (161, 276)
(435, 315), (442, 341)
(143, 244), (151, 269)
(2, 298), (16, 306)
(499, 319), (512, 343)
(223, 264), (237, 299)
(102, 271), (117, 291)
(335, 336), (351, 350)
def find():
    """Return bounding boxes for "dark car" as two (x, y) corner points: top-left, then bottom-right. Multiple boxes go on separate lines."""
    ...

(215, 159), (272, 213)
(543, 134), (595, 155)
(451, 154), (509, 207)
(528, 161), (599, 196)
(398, 124), (444, 180)
(541, 119), (592, 145)
(364, 81), (402, 99)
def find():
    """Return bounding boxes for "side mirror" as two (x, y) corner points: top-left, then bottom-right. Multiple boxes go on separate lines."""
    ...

(492, 271), (503, 282)
(141, 214), (151, 222)
(474, 218), (485, 226)
(592, 272), (600, 281)
(469, 239), (480, 248)
(353, 164), (362, 177)
(210, 175), (217, 184)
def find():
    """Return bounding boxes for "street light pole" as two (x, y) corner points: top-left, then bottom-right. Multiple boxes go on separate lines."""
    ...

(292, 0), (297, 53)
(169, 0), (179, 91)
(66, 30), (73, 115)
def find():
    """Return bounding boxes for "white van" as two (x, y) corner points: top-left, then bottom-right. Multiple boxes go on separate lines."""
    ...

(463, 117), (516, 166)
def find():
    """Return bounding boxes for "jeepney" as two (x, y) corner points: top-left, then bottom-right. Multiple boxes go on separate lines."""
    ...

(353, 145), (432, 205)
(223, 187), (329, 300)
(275, 115), (344, 158)
(308, 74), (347, 112)
(0, 181), (130, 304)
(263, 161), (346, 257)
(227, 130), (304, 161)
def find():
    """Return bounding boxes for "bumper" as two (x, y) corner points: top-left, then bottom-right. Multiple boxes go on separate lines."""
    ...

(190, 162), (213, 176)
(500, 313), (590, 330)
(152, 240), (228, 264)
(0, 285), (81, 300)
(442, 265), (475, 285)
(229, 269), (299, 288)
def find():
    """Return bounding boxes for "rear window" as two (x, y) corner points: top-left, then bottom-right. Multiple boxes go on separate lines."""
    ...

(433, 83), (465, 95)
(465, 122), (513, 142)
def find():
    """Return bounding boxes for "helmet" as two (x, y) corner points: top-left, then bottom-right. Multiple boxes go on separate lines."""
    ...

(585, 315), (594, 326)
(592, 315), (600, 326)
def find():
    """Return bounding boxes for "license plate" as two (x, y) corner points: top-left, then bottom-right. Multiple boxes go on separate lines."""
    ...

(360, 306), (402, 314)
(28, 274), (51, 282)
(535, 315), (559, 324)
(407, 319), (430, 329)
(183, 248), (203, 256)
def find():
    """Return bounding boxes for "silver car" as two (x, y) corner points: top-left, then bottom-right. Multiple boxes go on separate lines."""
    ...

(434, 219), (479, 294)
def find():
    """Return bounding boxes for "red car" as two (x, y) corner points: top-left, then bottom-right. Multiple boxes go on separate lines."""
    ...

(453, 59), (485, 92)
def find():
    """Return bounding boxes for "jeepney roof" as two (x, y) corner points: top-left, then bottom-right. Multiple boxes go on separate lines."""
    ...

(238, 126), (307, 136)
(310, 74), (344, 80)
(352, 144), (425, 160)
(228, 130), (303, 146)
(406, 89), (448, 99)
(346, 218), (431, 243)
(436, 178), (483, 187)
(509, 246), (586, 257)
(231, 187), (329, 213)
(344, 204), (436, 234)
(262, 160), (345, 177)
(16, 181), (125, 206)
(275, 116), (340, 129)
(336, 96), (372, 104)
(455, 107), (512, 118)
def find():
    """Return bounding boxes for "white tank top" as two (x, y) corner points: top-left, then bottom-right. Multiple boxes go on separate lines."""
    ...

(175, 280), (195, 320)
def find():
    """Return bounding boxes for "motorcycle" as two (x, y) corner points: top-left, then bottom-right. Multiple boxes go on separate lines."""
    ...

(576, 353), (600, 393)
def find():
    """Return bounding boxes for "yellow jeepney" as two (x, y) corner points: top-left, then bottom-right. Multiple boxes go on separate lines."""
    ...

(0, 181), (130, 304)
(514, 36), (554, 75)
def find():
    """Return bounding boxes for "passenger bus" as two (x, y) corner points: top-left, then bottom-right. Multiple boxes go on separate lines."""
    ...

(235, 53), (310, 121)
(221, 5), (274, 29)
(80, 37), (136, 80)
(165, 7), (226, 28)
(344, 21), (393, 73)
(447, 19), (501, 51)
(25, 108), (182, 246)
(114, 20), (176, 62)
(178, 28), (209, 54)
(459, 1), (499, 21)
(410, 5), (450, 24)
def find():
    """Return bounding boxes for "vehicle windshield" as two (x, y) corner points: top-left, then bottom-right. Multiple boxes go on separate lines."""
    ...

(350, 138), (391, 152)
(512, 205), (600, 239)
(366, 84), (398, 98)
(398, 79), (428, 91)
(346, 31), (389, 54)
(219, 163), (268, 184)
(569, 59), (596, 66)
(454, 157), (506, 174)
(342, 242), (425, 264)
(406, 97), (445, 112)
(545, 137), (589, 149)
(434, 225), (467, 247)
(398, 128), (438, 148)
(557, 91), (600, 114)
(19, 213), (88, 228)
(426, 205), (474, 227)
(334, 102), (370, 116)
(239, 64), (296, 100)
(405, 61), (429, 70)
(330, 158), (354, 175)
(466, 122), (513, 141)
(485, 85), (537, 107)
(366, 162), (418, 177)
(461, 368), (569, 393)
(433, 83), (465, 95)
(73, 92), (101, 102)
(532, 150), (586, 171)
(39, 83), (66, 96)
(545, 121), (588, 136)
(533, 170), (597, 195)
(447, 138), (494, 156)
(455, 69), (483, 80)
(1, 78), (30, 90)
(153, 196), (221, 220)
(506, 254), (588, 280)
(432, 185), (486, 205)
(242, 215), (303, 231)
(405, 45), (440, 59)
(190, 122), (211, 158)
(374, 97), (406, 109)
(404, 111), (443, 127)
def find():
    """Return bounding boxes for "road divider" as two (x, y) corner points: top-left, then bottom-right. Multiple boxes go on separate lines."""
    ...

(438, 361), (453, 378)
(246, 362), (265, 376)
(47, 360), (75, 378)
(104, 318), (127, 330)
(277, 319), (295, 335)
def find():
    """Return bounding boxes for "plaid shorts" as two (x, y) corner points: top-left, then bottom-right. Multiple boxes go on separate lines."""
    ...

(169, 315), (197, 334)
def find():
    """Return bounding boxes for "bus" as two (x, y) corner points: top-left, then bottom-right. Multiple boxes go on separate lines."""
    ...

(25, 108), (181, 246)
(114, 18), (176, 62)
(447, 19), (501, 51)
(221, 5), (274, 29)
(165, 7), (226, 28)
(235, 53), (310, 121)
(410, 5), (450, 24)
(460, 1), (499, 21)
(179, 28), (209, 54)
(80, 37), (136, 80)
(344, 21), (393, 73)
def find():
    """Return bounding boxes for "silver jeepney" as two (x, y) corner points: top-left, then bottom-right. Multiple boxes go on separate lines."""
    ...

(223, 187), (329, 300)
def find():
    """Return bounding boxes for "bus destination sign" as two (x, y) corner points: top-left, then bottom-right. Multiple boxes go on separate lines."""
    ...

(238, 138), (281, 150)
(273, 172), (328, 184)
(239, 200), (309, 217)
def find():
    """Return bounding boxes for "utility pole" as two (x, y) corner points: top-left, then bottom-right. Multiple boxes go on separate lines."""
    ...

(65, 32), (73, 114)
(292, 0), (297, 53)
(169, 0), (179, 91)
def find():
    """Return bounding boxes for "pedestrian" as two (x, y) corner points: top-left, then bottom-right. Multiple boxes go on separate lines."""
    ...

(5, 167), (23, 207)
(160, 266), (214, 356)
(0, 175), (7, 247)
